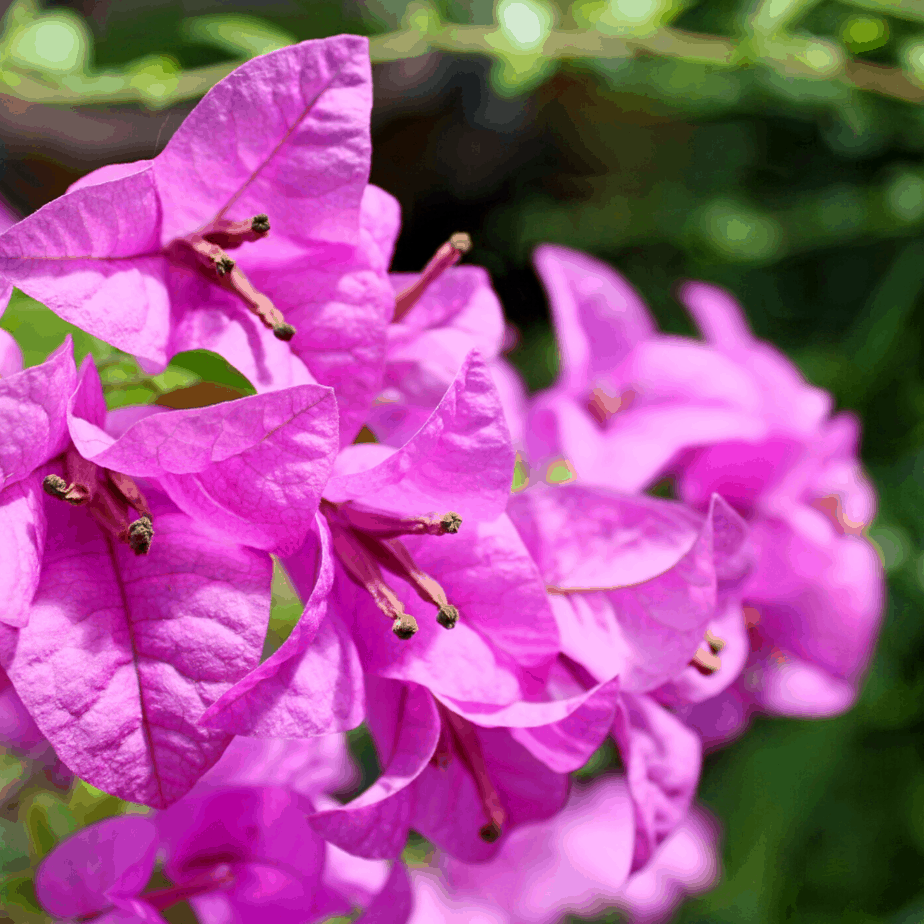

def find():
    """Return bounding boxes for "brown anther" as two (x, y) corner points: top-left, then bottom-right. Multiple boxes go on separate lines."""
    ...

(393, 233), (473, 323)
(440, 512), (462, 534)
(128, 516), (154, 555)
(437, 604), (459, 630)
(201, 215), (271, 249)
(370, 537), (462, 630)
(273, 322), (296, 341)
(42, 474), (91, 506)
(705, 630), (725, 654)
(691, 646), (722, 675)
(215, 255), (235, 276)
(479, 821), (502, 843)
(393, 614), (419, 640)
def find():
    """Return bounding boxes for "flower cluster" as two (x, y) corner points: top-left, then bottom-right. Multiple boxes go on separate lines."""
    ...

(0, 35), (883, 924)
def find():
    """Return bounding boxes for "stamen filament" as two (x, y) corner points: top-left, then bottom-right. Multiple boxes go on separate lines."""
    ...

(144, 864), (236, 911)
(440, 705), (506, 842)
(393, 233), (472, 323)
(338, 504), (462, 538)
(363, 536), (460, 629)
(221, 265), (296, 341)
(203, 214), (270, 250)
(106, 470), (153, 520)
(329, 524), (418, 640)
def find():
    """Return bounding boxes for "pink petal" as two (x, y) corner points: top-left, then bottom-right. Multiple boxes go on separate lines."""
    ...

(70, 362), (339, 556)
(362, 183), (402, 270)
(154, 36), (372, 247)
(0, 336), (76, 492)
(677, 280), (754, 350)
(614, 692), (702, 872)
(358, 861), (414, 924)
(6, 497), (271, 808)
(0, 474), (46, 628)
(534, 244), (655, 392)
(0, 328), (22, 376)
(68, 160), (152, 194)
(201, 516), (364, 736)
(0, 170), (171, 364)
(310, 679), (441, 859)
(326, 350), (514, 522)
(35, 816), (159, 919)
(264, 236), (393, 444)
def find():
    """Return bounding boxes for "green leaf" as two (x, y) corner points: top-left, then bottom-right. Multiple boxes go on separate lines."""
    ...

(261, 557), (304, 661)
(167, 349), (257, 396)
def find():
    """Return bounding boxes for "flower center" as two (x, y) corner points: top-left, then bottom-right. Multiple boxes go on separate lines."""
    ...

(167, 213), (296, 342)
(321, 499), (462, 640)
(43, 449), (154, 554)
(392, 233), (472, 323)
(433, 703), (506, 843)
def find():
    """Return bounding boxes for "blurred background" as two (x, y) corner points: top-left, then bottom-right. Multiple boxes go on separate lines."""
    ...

(0, 0), (923, 921)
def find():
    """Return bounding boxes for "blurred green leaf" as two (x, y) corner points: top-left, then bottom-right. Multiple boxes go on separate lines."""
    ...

(180, 15), (294, 59)
(21, 793), (75, 861)
(0, 873), (45, 922)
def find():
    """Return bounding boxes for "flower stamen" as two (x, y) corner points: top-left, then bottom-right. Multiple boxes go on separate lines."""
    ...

(393, 233), (472, 323)
(439, 705), (506, 843)
(329, 521), (418, 640)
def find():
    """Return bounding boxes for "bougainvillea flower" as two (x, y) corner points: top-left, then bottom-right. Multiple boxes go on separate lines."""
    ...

(158, 786), (347, 923)
(525, 244), (883, 725)
(0, 36), (397, 442)
(506, 481), (750, 864)
(0, 345), (340, 807)
(202, 350), (560, 739)
(507, 483), (750, 693)
(414, 777), (718, 924)
(35, 785), (413, 924)
(525, 244), (829, 492)
(309, 676), (600, 863)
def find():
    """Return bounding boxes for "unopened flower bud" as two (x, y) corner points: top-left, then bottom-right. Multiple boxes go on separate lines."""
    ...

(437, 604), (459, 629)
(128, 516), (154, 555)
(393, 614), (419, 640)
